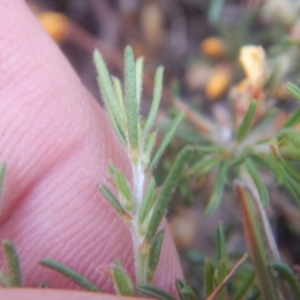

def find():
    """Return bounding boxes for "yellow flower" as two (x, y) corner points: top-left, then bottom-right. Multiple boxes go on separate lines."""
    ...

(239, 45), (267, 89)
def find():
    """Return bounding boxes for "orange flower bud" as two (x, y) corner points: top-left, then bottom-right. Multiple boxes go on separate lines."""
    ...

(200, 37), (225, 58)
(205, 67), (231, 100)
(37, 11), (69, 43)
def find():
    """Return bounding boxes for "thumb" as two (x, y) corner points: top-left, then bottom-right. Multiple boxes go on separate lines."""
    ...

(0, 0), (183, 296)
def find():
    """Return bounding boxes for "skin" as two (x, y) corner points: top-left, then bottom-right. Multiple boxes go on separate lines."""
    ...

(0, 1), (183, 299)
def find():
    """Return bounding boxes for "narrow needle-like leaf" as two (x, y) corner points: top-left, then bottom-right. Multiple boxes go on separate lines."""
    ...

(135, 57), (144, 106)
(0, 163), (6, 201)
(109, 164), (133, 211)
(216, 224), (226, 262)
(204, 160), (229, 217)
(178, 285), (198, 300)
(245, 159), (269, 206)
(124, 46), (139, 150)
(148, 230), (165, 282)
(235, 183), (279, 300)
(112, 76), (125, 117)
(143, 131), (158, 167)
(272, 262), (300, 299)
(286, 82), (300, 102)
(204, 259), (215, 298)
(206, 253), (248, 300)
(139, 176), (156, 226)
(146, 146), (192, 243)
(97, 78), (126, 145)
(40, 258), (100, 292)
(236, 101), (257, 142)
(2, 240), (22, 287)
(98, 185), (126, 217)
(208, 0), (224, 25)
(175, 280), (198, 300)
(0, 271), (9, 287)
(148, 112), (185, 172)
(216, 224), (227, 300)
(94, 50), (125, 130)
(142, 66), (164, 140)
(231, 270), (255, 300)
(112, 260), (134, 296)
(138, 284), (176, 300)
(281, 106), (300, 129)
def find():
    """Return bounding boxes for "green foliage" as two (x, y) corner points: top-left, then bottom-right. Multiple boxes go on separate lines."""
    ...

(93, 46), (189, 291)
(235, 101), (257, 142)
(1, 240), (22, 287)
(138, 284), (176, 300)
(0, 164), (6, 200)
(40, 259), (100, 292)
(111, 260), (134, 296)
(146, 146), (192, 243)
(271, 262), (300, 299)
(204, 161), (229, 217)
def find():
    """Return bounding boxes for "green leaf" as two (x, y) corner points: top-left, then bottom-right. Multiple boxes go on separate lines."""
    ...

(179, 286), (198, 300)
(147, 229), (165, 282)
(208, 0), (224, 25)
(0, 271), (9, 287)
(148, 112), (185, 172)
(108, 164), (133, 211)
(231, 147), (251, 167)
(245, 159), (269, 206)
(40, 258), (100, 292)
(185, 154), (221, 177)
(204, 160), (229, 217)
(286, 82), (300, 102)
(0, 164), (6, 200)
(282, 170), (300, 205)
(139, 176), (156, 226)
(215, 225), (227, 300)
(143, 130), (157, 167)
(272, 262), (300, 299)
(231, 270), (255, 300)
(204, 259), (215, 297)
(235, 183), (279, 300)
(281, 106), (300, 129)
(194, 145), (223, 154)
(2, 240), (22, 287)
(146, 146), (193, 243)
(112, 260), (134, 296)
(216, 224), (226, 262)
(281, 161), (300, 183)
(112, 76), (125, 117)
(135, 57), (144, 106)
(97, 78), (126, 145)
(143, 66), (164, 140)
(216, 261), (227, 300)
(138, 284), (176, 300)
(269, 155), (285, 183)
(175, 280), (198, 300)
(124, 46), (139, 150)
(94, 50), (125, 131)
(175, 280), (187, 300)
(277, 128), (300, 148)
(236, 101), (257, 142)
(98, 185), (126, 217)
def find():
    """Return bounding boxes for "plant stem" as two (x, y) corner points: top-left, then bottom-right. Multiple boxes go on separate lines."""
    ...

(131, 157), (147, 286)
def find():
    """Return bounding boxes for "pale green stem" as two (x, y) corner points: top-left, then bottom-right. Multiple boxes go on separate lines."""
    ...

(130, 157), (148, 286)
